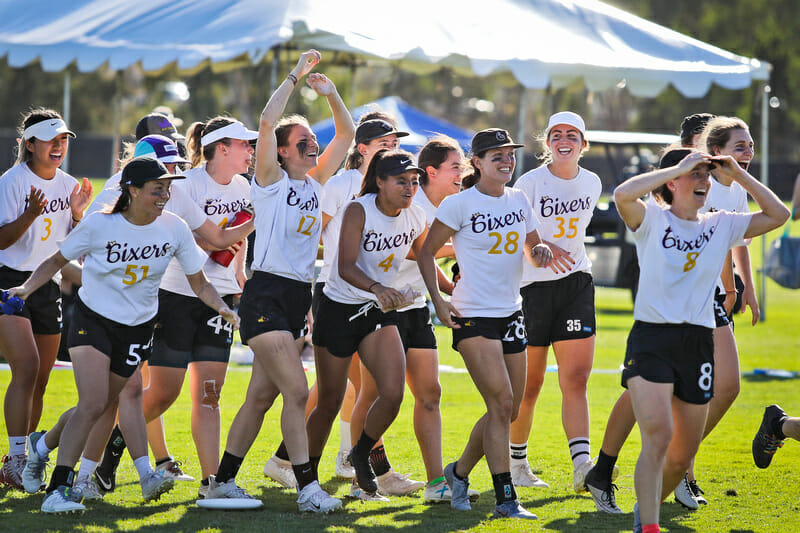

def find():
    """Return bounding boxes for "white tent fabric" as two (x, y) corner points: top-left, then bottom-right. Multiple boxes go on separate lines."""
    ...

(0, 0), (769, 97)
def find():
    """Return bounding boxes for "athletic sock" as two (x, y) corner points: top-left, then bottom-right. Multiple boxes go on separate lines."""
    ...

(772, 415), (788, 440)
(47, 465), (75, 494)
(8, 436), (26, 456)
(155, 456), (173, 467)
(107, 425), (127, 455)
(510, 441), (528, 466)
(275, 441), (290, 462)
(491, 471), (517, 505)
(216, 451), (244, 484)
(77, 457), (99, 481)
(369, 444), (391, 476)
(642, 524), (661, 533)
(132, 456), (152, 479)
(339, 421), (352, 451)
(568, 437), (591, 469)
(594, 450), (617, 484)
(36, 433), (54, 459)
(352, 431), (378, 460)
(292, 461), (317, 491)
(310, 456), (322, 479)
(428, 476), (445, 486)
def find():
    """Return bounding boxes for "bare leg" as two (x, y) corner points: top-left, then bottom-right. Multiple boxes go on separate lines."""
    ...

(30, 333), (60, 432)
(508, 345), (547, 446)
(306, 346), (352, 457)
(405, 347), (443, 481)
(189, 361), (228, 479)
(0, 316), (39, 439)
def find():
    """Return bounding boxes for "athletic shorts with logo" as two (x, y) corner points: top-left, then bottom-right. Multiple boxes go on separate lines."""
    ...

(521, 271), (595, 346)
(67, 296), (155, 378)
(312, 292), (398, 358)
(621, 321), (714, 405)
(238, 271), (311, 344)
(148, 290), (236, 368)
(452, 311), (526, 354)
(396, 306), (437, 352)
(0, 266), (61, 334)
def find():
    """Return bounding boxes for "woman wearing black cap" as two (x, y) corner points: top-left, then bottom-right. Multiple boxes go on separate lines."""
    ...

(305, 149), (428, 499)
(418, 129), (552, 520)
(7, 156), (239, 514)
(612, 148), (787, 533)
(0, 108), (92, 490)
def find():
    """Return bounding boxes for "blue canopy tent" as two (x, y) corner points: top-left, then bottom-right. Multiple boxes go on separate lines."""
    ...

(311, 96), (473, 152)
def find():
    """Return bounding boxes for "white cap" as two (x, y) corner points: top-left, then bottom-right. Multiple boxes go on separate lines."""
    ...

(200, 120), (259, 147)
(545, 111), (586, 138)
(22, 118), (76, 141)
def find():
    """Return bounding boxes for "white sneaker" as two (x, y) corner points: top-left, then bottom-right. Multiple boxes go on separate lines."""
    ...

(510, 462), (549, 488)
(335, 450), (355, 479)
(349, 482), (389, 502)
(140, 470), (175, 502)
(0, 453), (26, 491)
(155, 458), (195, 482)
(41, 485), (85, 514)
(297, 480), (342, 513)
(206, 475), (258, 499)
(674, 474), (700, 510)
(263, 456), (297, 489)
(198, 480), (209, 499)
(23, 432), (48, 493)
(573, 460), (594, 493)
(74, 477), (104, 501)
(376, 470), (425, 496)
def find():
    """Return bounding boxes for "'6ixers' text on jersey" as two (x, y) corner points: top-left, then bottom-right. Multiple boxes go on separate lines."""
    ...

(318, 168), (363, 284)
(632, 202), (750, 328)
(435, 186), (537, 317)
(59, 211), (207, 326)
(514, 165), (601, 284)
(324, 193), (427, 305)
(251, 170), (321, 283)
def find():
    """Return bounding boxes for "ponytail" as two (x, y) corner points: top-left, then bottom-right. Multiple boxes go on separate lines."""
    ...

(185, 117), (235, 168)
(359, 149), (389, 196)
(111, 184), (133, 213)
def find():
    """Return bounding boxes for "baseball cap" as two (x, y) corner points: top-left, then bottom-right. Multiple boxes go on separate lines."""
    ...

(680, 113), (715, 141)
(121, 156), (185, 188)
(200, 120), (259, 147)
(22, 118), (76, 141)
(355, 119), (410, 145)
(471, 128), (523, 156)
(376, 153), (424, 177)
(134, 135), (190, 165)
(136, 113), (183, 142)
(545, 111), (586, 138)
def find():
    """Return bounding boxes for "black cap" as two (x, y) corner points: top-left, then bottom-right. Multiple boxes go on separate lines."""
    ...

(680, 113), (715, 141)
(376, 153), (424, 177)
(121, 156), (185, 187)
(471, 128), (523, 156)
(135, 113), (184, 142)
(355, 119), (409, 145)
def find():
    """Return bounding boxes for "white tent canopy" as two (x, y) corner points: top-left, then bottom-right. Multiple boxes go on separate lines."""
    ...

(0, 0), (769, 98)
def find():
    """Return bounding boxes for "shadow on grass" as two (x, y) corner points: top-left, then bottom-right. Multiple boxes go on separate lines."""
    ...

(543, 502), (702, 532)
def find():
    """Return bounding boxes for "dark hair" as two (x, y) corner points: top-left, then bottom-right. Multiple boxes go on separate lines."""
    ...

(699, 116), (749, 155)
(359, 149), (415, 196)
(185, 116), (235, 168)
(417, 136), (463, 186)
(653, 184), (673, 205)
(15, 108), (63, 164)
(345, 110), (399, 170)
(110, 184), (134, 213)
(680, 113), (715, 147)
(274, 114), (311, 169)
(461, 146), (493, 190)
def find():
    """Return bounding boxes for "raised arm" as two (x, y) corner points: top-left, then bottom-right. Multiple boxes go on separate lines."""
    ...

(307, 74), (355, 184)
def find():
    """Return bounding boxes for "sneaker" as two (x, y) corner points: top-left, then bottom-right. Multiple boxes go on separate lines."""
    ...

(198, 480), (209, 499)
(633, 502), (642, 533)
(22, 431), (48, 493)
(592, 455), (621, 482)
(443, 462), (471, 511)
(74, 477), (104, 501)
(689, 479), (707, 505)
(0, 453), (26, 490)
(41, 485), (85, 514)
(752, 404), (787, 469)
(673, 473), (699, 510)
(155, 458), (195, 482)
(424, 479), (481, 503)
(335, 450), (355, 479)
(573, 459), (594, 493)
(297, 480), (342, 513)
(493, 499), (538, 519)
(510, 462), (549, 488)
(94, 448), (123, 493)
(205, 475), (257, 500)
(376, 470), (425, 496)
(348, 482), (389, 502)
(347, 447), (378, 494)
(263, 456), (297, 489)
(584, 466), (623, 514)
(140, 470), (175, 502)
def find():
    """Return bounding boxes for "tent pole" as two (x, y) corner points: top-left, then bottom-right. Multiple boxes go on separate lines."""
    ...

(515, 86), (528, 179)
(759, 81), (770, 322)
(62, 70), (71, 173)
(110, 73), (122, 177)
(270, 46), (279, 93)
(350, 63), (357, 110)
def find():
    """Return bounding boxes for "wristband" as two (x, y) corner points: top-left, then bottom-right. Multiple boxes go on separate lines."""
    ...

(287, 73), (298, 86)
(368, 281), (380, 292)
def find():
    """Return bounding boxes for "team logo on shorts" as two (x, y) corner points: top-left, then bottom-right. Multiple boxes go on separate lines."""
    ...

(78, 329), (87, 335)
(257, 316), (267, 323)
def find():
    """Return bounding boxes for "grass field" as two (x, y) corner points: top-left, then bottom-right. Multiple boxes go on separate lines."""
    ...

(1, 206), (798, 531)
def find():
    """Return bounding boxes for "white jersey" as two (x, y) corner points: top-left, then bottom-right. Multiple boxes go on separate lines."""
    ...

(435, 186), (537, 317)
(59, 211), (207, 326)
(160, 166), (250, 297)
(318, 169), (363, 283)
(514, 165), (601, 285)
(324, 194), (427, 305)
(392, 188), (438, 309)
(250, 170), (322, 283)
(103, 171), (122, 191)
(631, 202), (750, 328)
(0, 163), (78, 271)
(700, 177), (750, 291)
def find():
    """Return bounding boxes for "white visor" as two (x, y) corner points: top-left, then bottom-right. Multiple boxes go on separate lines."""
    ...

(200, 121), (259, 147)
(22, 119), (76, 141)
(545, 111), (586, 138)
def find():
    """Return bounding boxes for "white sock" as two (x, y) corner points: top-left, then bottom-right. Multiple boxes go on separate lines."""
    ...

(8, 436), (27, 456)
(510, 442), (528, 466)
(36, 433), (54, 459)
(568, 437), (591, 469)
(133, 456), (153, 479)
(339, 421), (351, 451)
(77, 457), (99, 481)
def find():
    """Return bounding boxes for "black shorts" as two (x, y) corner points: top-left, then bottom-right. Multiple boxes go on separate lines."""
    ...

(452, 311), (526, 355)
(621, 321), (714, 405)
(396, 306), (437, 352)
(312, 292), (398, 358)
(311, 281), (325, 322)
(238, 271), (311, 344)
(712, 287), (731, 328)
(521, 271), (595, 346)
(67, 297), (155, 378)
(148, 290), (235, 368)
(0, 266), (62, 335)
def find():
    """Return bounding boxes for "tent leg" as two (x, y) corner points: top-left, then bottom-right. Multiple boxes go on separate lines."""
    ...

(759, 82), (770, 322)
(515, 86), (528, 180)
(110, 73), (122, 177)
(270, 46), (280, 93)
(62, 70), (71, 173)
